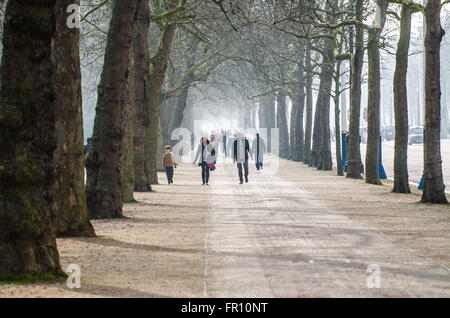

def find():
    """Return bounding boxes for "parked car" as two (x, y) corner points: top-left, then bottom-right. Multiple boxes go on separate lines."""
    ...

(382, 125), (395, 141)
(409, 126), (424, 145)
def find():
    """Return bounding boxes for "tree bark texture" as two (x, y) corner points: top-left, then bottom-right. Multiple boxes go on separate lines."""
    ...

(365, 0), (388, 185)
(392, 5), (413, 193)
(277, 93), (289, 158)
(311, 80), (323, 168)
(334, 60), (344, 176)
(121, 54), (135, 202)
(303, 45), (313, 165)
(318, 37), (335, 171)
(146, 23), (177, 184)
(85, 0), (139, 219)
(132, 0), (152, 192)
(421, 0), (448, 203)
(0, 0), (65, 278)
(54, 0), (96, 236)
(346, 0), (364, 179)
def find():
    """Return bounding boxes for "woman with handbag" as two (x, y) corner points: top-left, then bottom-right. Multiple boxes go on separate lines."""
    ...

(193, 136), (216, 185)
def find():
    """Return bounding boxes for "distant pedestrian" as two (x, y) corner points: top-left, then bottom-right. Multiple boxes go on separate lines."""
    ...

(162, 145), (177, 184)
(232, 132), (253, 184)
(193, 136), (216, 185)
(222, 131), (227, 156)
(226, 133), (236, 159)
(252, 132), (266, 170)
(211, 132), (220, 157)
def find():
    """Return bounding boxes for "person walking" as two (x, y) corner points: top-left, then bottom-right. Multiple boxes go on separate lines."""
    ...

(162, 145), (176, 184)
(233, 132), (253, 184)
(222, 130), (227, 157)
(193, 136), (216, 185)
(211, 132), (220, 157)
(226, 133), (236, 160)
(252, 132), (266, 170)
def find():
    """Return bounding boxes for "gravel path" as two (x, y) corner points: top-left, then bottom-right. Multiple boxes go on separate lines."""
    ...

(1, 155), (449, 297)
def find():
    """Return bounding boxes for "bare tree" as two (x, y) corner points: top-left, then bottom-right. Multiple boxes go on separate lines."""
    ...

(54, 0), (96, 236)
(421, 0), (448, 203)
(0, 0), (65, 279)
(85, 0), (140, 219)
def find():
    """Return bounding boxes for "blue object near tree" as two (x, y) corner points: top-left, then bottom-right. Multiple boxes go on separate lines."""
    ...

(342, 132), (347, 171)
(342, 132), (364, 173)
(418, 174), (424, 190)
(379, 136), (387, 179)
(418, 129), (425, 190)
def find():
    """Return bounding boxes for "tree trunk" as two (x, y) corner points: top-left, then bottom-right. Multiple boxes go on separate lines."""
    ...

(121, 57), (135, 202)
(334, 60), (344, 176)
(341, 70), (348, 131)
(133, 0), (152, 192)
(277, 93), (289, 158)
(259, 95), (274, 151)
(85, 0), (139, 219)
(160, 95), (173, 148)
(421, 0), (448, 204)
(317, 6), (337, 171)
(258, 96), (271, 151)
(265, 94), (276, 152)
(169, 65), (194, 142)
(258, 100), (267, 131)
(365, 0), (388, 185)
(303, 45), (313, 165)
(294, 92), (305, 162)
(293, 51), (306, 162)
(289, 94), (298, 160)
(250, 105), (256, 128)
(346, 0), (364, 179)
(365, 29), (382, 184)
(54, 0), (96, 236)
(311, 80), (323, 167)
(393, 5), (412, 194)
(319, 39), (335, 171)
(156, 117), (165, 172)
(146, 23), (177, 184)
(0, 0), (65, 279)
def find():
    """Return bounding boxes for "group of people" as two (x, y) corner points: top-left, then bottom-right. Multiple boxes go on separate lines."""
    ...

(162, 130), (266, 186)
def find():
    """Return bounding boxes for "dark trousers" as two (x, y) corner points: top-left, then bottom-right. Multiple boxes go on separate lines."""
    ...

(237, 161), (249, 182)
(201, 162), (210, 184)
(256, 160), (263, 170)
(165, 166), (174, 184)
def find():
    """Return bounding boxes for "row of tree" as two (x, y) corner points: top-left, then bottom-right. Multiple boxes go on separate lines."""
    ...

(0, 0), (448, 281)
(211, 0), (449, 204)
(0, 0), (190, 280)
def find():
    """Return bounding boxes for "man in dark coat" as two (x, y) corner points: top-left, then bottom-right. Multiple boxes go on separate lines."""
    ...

(232, 132), (253, 184)
(252, 132), (266, 170)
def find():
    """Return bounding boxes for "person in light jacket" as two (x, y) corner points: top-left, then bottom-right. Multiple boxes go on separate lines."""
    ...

(193, 136), (216, 185)
(226, 133), (236, 160)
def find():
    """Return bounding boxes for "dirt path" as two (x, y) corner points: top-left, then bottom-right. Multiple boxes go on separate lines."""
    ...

(205, 157), (450, 297)
(1, 156), (449, 297)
